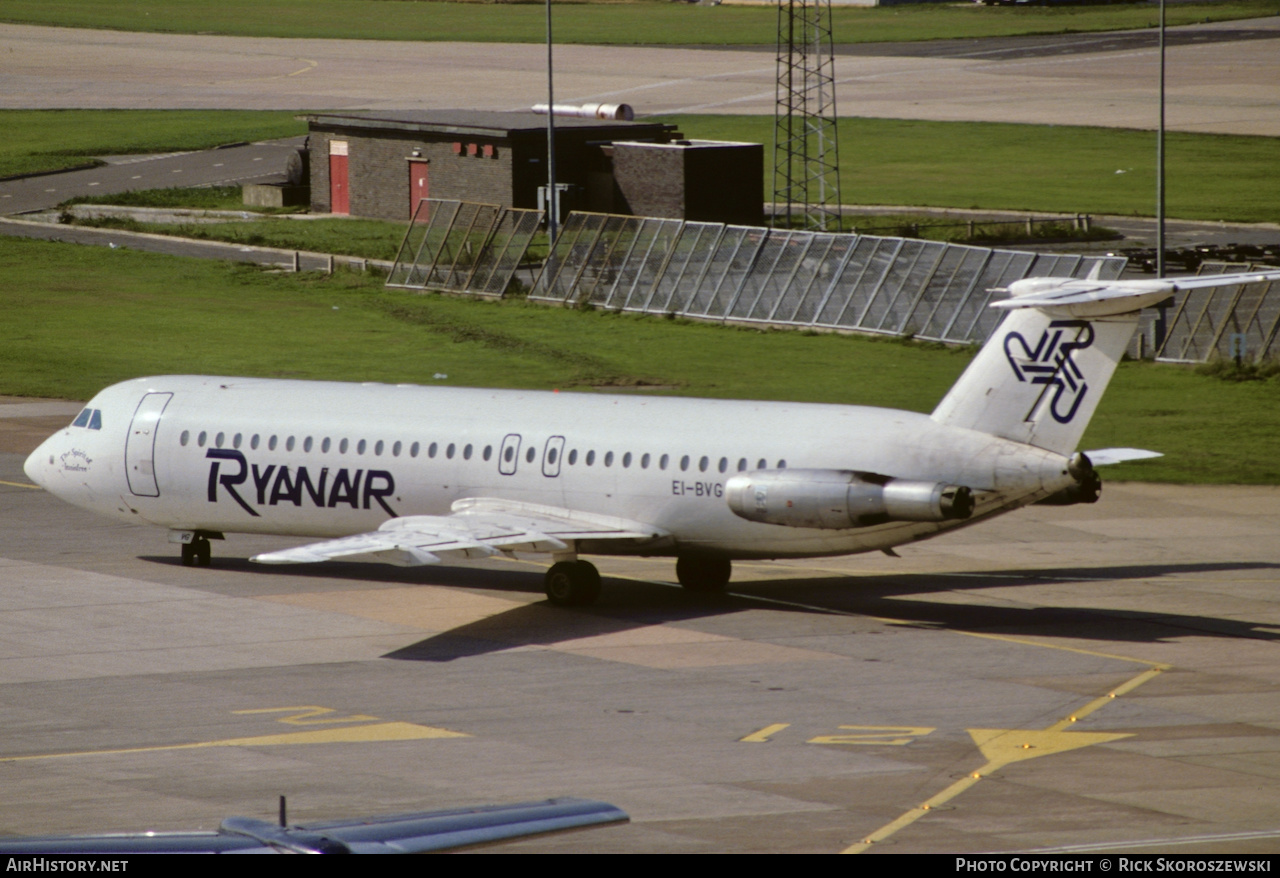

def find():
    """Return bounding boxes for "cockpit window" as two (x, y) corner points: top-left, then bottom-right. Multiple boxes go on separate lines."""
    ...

(71, 408), (103, 430)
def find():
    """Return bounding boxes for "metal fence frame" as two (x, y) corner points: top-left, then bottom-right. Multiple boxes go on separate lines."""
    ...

(388, 199), (543, 297)
(1151, 262), (1280, 363)
(386, 204), (1280, 362)
(530, 212), (1125, 345)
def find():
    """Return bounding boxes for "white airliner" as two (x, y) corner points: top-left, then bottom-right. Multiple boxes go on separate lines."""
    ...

(24, 271), (1280, 606)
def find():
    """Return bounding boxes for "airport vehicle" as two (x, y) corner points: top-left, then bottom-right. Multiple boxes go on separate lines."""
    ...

(0, 797), (627, 854)
(25, 271), (1280, 606)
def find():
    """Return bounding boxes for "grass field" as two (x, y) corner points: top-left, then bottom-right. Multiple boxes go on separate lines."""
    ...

(70, 215), (411, 262)
(21, 109), (1278, 224)
(1, 0), (1275, 44)
(667, 115), (1280, 224)
(0, 110), (306, 179)
(3, 236), (1277, 484)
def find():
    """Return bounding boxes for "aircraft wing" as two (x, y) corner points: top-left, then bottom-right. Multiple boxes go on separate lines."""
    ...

(0, 798), (629, 854)
(250, 497), (669, 566)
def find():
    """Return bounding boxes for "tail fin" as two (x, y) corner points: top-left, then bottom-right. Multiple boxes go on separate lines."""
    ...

(931, 276), (1171, 456)
(932, 270), (1280, 456)
(931, 308), (1136, 455)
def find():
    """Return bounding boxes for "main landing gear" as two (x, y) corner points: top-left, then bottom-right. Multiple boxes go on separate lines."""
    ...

(544, 560), (602, 607)
(544, 556), (734, 606)
(675, 556), (731, 593)
(180, 535), (212, 568)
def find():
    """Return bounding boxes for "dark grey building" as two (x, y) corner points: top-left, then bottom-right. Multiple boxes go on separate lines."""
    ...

(303, 110), (762, 225)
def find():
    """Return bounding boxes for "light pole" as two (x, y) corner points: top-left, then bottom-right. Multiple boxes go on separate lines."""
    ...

(546, 0), (558, 245)
(1156, 0), (1166, 278)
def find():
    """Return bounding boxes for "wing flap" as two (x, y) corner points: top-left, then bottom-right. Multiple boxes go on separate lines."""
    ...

(250, 499), (668, 566)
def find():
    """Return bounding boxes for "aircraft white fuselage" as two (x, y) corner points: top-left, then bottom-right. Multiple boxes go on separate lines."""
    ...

(26, 376), (1070, 560)
(39, 269), (1276, 604)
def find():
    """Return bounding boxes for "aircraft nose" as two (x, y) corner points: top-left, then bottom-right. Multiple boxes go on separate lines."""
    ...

(23, 439), (54, 489)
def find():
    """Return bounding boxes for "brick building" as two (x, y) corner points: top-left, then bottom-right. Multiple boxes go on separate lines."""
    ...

(303, 110), (762, 225)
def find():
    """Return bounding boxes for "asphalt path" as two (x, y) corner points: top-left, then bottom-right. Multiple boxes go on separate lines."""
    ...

(0, 139), (306, 215)
(705, 25), (1280, 60)
(2, 18), (1278, 134)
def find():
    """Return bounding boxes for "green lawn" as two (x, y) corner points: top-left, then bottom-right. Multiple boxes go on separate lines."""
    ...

(2, 236), (1276, 484)
(667, 115), (1280, 224)
(1, 0), (1275, 44)
(69, 215), (410, 262)
(0, 110), (305, 179)
(38, 109), (1278, 226)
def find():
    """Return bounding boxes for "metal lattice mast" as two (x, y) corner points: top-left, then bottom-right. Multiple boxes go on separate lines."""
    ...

(772, 0), (842, 231)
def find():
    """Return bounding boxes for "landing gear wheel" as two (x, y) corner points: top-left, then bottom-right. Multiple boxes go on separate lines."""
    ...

(544, 560), (602, 607)
(676, 556), (731, 593)
(181, 537), (212, 568)
(194, 537), (211, 567)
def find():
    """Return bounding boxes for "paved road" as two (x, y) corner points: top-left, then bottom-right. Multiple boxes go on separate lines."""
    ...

(0, 139), (306, 215)
(2, 406), (1279, 853)
(2, 18), (1278, 134)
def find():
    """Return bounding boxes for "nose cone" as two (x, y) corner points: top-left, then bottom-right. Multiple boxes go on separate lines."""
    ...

(23, 430), (102, 506)
(23, 437), (55, 490)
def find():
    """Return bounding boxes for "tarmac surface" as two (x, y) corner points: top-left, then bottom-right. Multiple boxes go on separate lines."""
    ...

(0, 139), (307, 216)
(3, 19), (1280, 853)
(3, 401), (1280, 853)
(2, 18), (1279, 134)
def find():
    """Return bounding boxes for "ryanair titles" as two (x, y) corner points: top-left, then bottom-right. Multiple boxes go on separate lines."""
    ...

(206, 449), (397, 518)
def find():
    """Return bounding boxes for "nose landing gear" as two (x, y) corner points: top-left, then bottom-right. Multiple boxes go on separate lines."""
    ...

(180, 535), (212, 567)
(173, 531), (222, 567)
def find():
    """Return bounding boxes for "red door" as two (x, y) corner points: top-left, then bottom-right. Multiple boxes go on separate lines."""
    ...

(329, 141), (349, 215)
(409, 160), (429, 221)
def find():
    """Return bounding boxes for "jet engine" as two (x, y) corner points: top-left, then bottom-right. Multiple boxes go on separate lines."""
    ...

(1035, 452), (1101, 506)
(725, 469), (974, 530)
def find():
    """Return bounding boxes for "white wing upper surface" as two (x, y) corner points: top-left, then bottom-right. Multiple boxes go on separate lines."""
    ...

(250, 498), (670, 567)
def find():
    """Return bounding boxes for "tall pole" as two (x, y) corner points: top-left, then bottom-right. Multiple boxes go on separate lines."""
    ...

(771, 0), (841, 232)
(1156, 0), (1166, 278)
(546, 0), (558, 244)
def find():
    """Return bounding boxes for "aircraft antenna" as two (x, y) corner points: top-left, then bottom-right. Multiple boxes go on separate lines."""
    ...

(772, 0), (843, 232)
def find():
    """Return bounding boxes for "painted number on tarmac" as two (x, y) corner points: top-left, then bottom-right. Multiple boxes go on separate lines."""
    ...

(808, 726), (937, 747)
(233, 705), (379, 726)
(740, 723), (936, 746)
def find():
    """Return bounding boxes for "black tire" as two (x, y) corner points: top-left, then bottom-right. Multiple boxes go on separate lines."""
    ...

(193, 536), (211, 567)
(676, 555), (731, 592)
(544, 560), (602, 607)
(180, 543), (196, 567)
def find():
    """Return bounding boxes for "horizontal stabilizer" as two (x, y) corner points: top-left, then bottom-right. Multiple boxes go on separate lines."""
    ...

(1082, 447), (1163, 466)
(995, 270), (1280, 318)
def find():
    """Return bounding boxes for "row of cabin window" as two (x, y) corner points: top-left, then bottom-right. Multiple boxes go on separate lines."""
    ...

(177, 430), (787, 473)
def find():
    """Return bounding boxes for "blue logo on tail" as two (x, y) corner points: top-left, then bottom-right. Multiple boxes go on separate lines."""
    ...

(1004, 320), (1094, 424)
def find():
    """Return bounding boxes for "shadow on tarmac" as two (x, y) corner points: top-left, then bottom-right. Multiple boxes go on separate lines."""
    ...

(355, 559), (1280, 662)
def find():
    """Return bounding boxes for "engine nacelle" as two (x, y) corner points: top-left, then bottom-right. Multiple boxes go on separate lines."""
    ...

(725, 469), (974, 530)
(1035, 451), (1101, 506)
